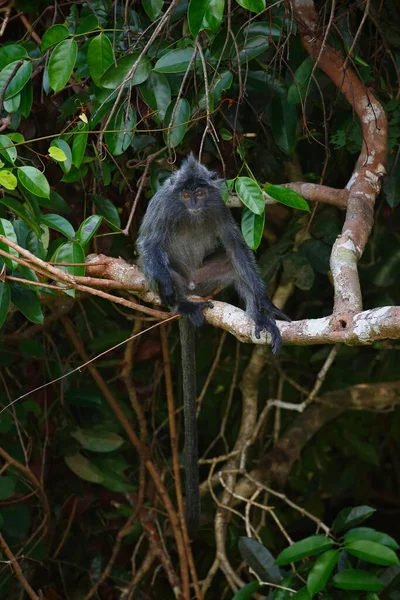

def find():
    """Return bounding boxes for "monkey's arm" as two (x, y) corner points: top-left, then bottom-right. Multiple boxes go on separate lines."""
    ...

(218, 211), (288, 353)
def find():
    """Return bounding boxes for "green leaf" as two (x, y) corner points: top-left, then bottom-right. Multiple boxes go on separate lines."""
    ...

(26, 230), (46, 261)
(288, 57), (314, 105)
(100, 53), (151, 89)
(36, 189), (70, 214)
(188, 0), (225, 36)
(93, 194), (121, 230)
(0, 476), (16, 500)
(235, 0), (266, 12)
(48, 146), (67, 162)
(291, 588), (311, 600)
(140, 72), (171, 121)
(87, 33), (114, 85)
(164, 98), (190, 147)
(77, 215), (103, 247)
(0, 170), (17, 190)
(264, 184), (309, 211)
(52, 241), (85, 297)
(154, 48), (200, 73)
(332, 570), (384, 592)
(11, 284), (44, 324)
(332, 506), (376, 535)
(0, 134), (17, 163)
(105, 102), (137, 156)
(197, 69), (233, 110)
(0, 282), (11, 329)
(50, 138), (72, 173)
(235, 177), (265, 215)
(0, 197), (41, 235)
(0, 44), (28, 70)
(238, 537), (281, 584)
(0, 218), (19, 269)
(307, 550), (339, 596)
(0, 60), (32, 100)
(345, 541), (399, 567)
(40, 214), (75, 239)
(41, 24), (70, 52)
(143, 0), (164, 20)
(232, 580), (260, 599)
(71, 122), (89, 168)
(19, 78), (33, 117)
(65, 454), (104, 483)
(3, 92), (20, 113)
(48, 39), (78, 93)
(236, 35), (269, 63)
(241, 207), (264, 250)
(76, 14), (100, 34)
(344, 528), (399, 551)
(17, 166), (50, 199)
(275, 536), (334, 566)
(71, 428), (124, 452)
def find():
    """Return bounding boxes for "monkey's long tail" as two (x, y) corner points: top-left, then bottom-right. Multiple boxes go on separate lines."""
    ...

(179, 317), (200, 532)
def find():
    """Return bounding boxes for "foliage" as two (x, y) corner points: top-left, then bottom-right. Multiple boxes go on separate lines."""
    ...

(0, 0), (399, 598)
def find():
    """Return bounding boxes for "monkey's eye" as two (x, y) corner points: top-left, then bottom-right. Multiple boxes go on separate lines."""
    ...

(196, 190), (205, 198)
(182, 192), (191, 200)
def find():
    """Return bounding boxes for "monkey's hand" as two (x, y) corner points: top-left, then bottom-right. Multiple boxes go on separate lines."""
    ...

(177, 300), (214, 327)
(254, 313), (282, 354)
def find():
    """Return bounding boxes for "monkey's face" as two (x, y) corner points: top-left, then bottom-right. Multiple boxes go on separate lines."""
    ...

(180, 188), (208, 212)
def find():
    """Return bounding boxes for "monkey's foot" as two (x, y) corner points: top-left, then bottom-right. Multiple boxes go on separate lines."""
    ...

(177, 300), (214, 327)
(254, 313), (282, 354)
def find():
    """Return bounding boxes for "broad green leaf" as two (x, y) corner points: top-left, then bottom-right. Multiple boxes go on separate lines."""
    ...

(143, 0), (164, 20)
(0, 218), (19, 269)
(100, 53), (151, 89)
(0, 60), (32, 100)
(41, 24), (70, 52)
(11, 284), (44, 324)
(87, 33), (114, 85)
(48, 146), (67, 162)
(270, 90), (298, 155)
(164, 98), (190, 147)
(65, 454), (104, 483)
(288, 57), (314, 104)
(40, 214), (75, 239)
(50, 138), (72, 173)
(77, 215), (103, 247)
(332, 570), (384, 592)
(236, 35), (269, 63)
(19, 78), (33, 117)
(299, 239), (331, 275)
(71, 428), (124, 452)
(0, 134), (17, 163)
(188, 0), (225, 36)
(307, 550), (339, 596)
(238, 537), (281, 583)
(264, 184), (309, 211)
(283, 252), (315, 291)
(344, 528), (399, 551)
(35, 189), (70, 214)
(105, 102), (136, 156)
(241, 207), (264, 250)
(52, 241), (85, 297)
(235, 0), (266, 12)
(332, 506), (376, 535)
(232, 581), (260, 599)
(154, 48), (200, 73)
(93, 194), (121, 230)
(76, 14), (100, 34)
(71, 122), (89, 168)
(17, 166), (50, 199)
(197, 69), (233, 110)
(0, 282), (11, 329)
(140, 72), (171, 120)
(48, 39), (78, 93)
(345, 541), (399, 566)
(3, 92), (20, 113)
(0, 476), (16, 500)
(26, 230), (46, 261)
(220, 128), (232, 140)
(0, 170), (17, 190)
(0, 44), (28, 70)
(275, 536), (334, 566)
(0, 197), (41, 235)
(235, 177), (265, 215)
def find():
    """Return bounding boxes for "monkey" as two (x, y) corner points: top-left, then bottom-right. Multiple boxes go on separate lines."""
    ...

(137, 154), (288, 531)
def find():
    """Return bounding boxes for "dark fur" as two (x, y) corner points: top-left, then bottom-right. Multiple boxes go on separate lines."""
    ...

(137, 155), (288, 529)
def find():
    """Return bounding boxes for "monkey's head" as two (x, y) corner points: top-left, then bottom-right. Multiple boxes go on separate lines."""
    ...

(168, 154), (223, 214)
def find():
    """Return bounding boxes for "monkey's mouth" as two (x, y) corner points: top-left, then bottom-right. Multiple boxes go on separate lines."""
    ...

(188, 207), (202, 213)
